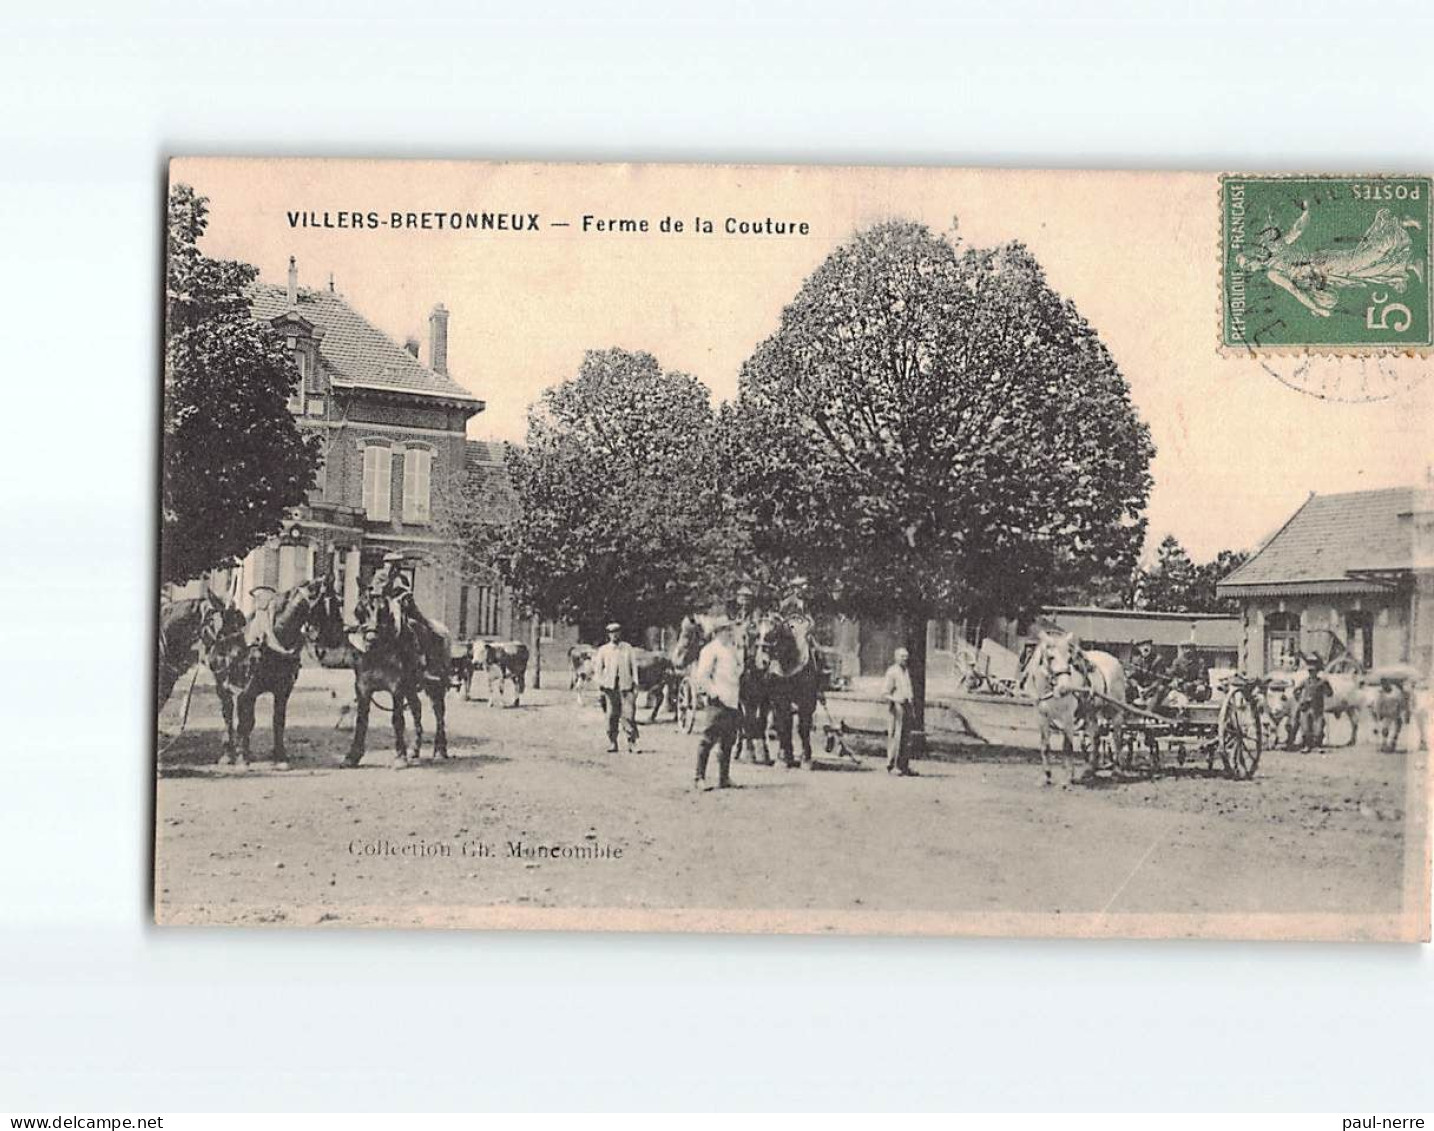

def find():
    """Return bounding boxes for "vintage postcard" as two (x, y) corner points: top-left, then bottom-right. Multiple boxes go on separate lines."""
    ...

(156, 159), (1432, 940)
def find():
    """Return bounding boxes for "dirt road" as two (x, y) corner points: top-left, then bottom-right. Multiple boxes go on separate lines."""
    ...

(154, 668), (1425, 935)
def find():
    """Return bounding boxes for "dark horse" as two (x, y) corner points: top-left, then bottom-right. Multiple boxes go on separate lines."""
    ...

(206, 577), (340, 769)
(754, 614), (821, 768)
(324, 592), (453, 768)
(156, 589), (241, 711)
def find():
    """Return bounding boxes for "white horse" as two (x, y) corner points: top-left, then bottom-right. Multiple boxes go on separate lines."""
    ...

(1022, 629), (1127, 786)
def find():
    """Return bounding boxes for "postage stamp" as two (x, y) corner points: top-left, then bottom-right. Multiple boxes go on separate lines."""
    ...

(1222, 174), (1432, 352)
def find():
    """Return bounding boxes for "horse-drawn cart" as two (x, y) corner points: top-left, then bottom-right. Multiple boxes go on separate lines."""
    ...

(1087, 674), (1266, 780)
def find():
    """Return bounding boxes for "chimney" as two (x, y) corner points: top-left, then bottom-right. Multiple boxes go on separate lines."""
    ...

(403, 335), (421, 358)
(328, 272), (336, 294)
(287, 256), (298, 307)
(428, 303), (449, 375)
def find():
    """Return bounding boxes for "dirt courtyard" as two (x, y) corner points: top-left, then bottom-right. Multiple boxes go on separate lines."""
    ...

(154, 667), (1428, 937)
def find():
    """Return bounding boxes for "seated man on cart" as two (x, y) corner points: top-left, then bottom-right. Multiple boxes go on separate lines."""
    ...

(1168, 642), (1211, 703)
(1127, 638), (1172, 714)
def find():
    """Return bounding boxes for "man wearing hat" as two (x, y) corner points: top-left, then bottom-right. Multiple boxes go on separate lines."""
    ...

(733, 583), (761, 656)
(692, 617), (744, 789)
(1126, 638), (1170, 713)
(369, 551), (413, 606)
(1168, 641), (1210, 703)
(593, 621), (641, 754)
(1294, 652), (1329, 750)
(778, 576), (812, 622)
(882, 646), (917, 775)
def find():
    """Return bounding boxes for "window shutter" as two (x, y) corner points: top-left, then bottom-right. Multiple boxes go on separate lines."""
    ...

(415, 449), (432, 523)
(362, 446), (378, 517)
(374, 446), (392, 520)
(402, 448), (419, 522)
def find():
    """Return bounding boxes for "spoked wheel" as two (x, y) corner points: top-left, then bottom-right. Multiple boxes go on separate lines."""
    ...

(677, 676), (698, 734)
(1217, 688), (1263, 780)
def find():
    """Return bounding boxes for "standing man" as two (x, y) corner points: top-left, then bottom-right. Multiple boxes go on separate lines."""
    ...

(693, 618), (744, 790)
(883, 646), (917, 776)
(1296, 652), (1329, 750)
(593, 621), (640, 754)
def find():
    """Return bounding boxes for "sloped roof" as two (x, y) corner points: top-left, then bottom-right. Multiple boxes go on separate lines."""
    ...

(1218, 487), (1419, 591)
(250, 283), (481, 405)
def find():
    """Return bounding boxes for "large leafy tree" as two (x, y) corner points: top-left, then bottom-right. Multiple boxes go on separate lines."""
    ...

(162, 184), (321, 585)
(497, 348), (736, 640)
(1136, 537), (1249, 613)
(723, 220), (1154, 731)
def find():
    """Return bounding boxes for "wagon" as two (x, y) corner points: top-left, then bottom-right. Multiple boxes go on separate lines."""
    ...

(1084, 673), (1266, 781)
(675, 674), (705, 733)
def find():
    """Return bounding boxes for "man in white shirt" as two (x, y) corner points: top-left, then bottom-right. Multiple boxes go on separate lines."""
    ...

(882, 646), (917, 776)
(593, 621), (641, 753)
(692, 618), (744, 789)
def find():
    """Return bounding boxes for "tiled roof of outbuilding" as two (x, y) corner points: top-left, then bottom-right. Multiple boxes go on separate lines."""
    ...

(1218, 487), (1420, 590)
(250, 283), (481, 405)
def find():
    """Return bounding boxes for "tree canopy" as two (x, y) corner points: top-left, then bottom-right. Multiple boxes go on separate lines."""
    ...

(1135, 536), (1249, 613)
(724, 221), (1153, 617)
(495, 348), (737, 639)
(720, 220), (1155, 717)
(162, 184), (321, 585)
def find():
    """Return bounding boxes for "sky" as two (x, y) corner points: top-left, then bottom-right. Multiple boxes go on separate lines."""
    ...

(175, 158), (1433, 563)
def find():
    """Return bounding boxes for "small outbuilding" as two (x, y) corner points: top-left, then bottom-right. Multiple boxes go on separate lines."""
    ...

(1216, 486), (1434, 675)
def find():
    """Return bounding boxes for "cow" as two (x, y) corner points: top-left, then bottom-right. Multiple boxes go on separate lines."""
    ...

(475, 640), (531, 707)
(1367, 679), (1409, 752)
(568, 643), (596, 705)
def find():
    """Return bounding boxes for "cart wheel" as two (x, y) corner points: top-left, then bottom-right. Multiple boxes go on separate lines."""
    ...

(1218, 687), (1263, 780)
(677, 677), (698, 734)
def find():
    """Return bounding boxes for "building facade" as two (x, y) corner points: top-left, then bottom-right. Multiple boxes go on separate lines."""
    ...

(1217, 486), (1434, 675)
(175, 259), (485, 631)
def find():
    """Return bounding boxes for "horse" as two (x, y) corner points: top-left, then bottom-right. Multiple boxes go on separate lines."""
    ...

(633, 648), (676, 721)
(156, 589), (242, 711)
(753, 614), (821, 768)
(206, 576), (339, 770)
(737, 647), (774, 763)
(1022, 629), (1126, 786)
(477, 640), (530, 706)
(324, 591), (453, 768)
(670, 614), (712, 672)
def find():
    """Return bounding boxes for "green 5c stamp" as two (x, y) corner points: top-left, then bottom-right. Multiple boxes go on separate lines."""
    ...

(1222, 175), (1431, 351)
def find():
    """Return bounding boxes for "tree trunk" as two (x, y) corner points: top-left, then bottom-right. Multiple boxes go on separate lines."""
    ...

(902, 608), (928, 757)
